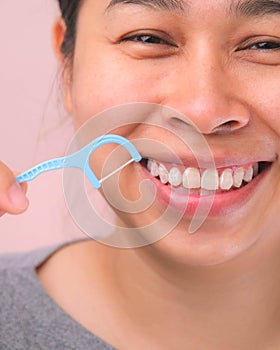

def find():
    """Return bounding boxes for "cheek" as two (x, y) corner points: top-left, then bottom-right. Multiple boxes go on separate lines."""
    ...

(239, 69), (280, 136)
(254, 84), (280, 120)
(70, 55), (165, 127)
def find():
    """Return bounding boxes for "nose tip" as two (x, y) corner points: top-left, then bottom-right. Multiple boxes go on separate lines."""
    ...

(162, 85), (250, 135)
(163, 101), (250, 135)
(160, 53), (251, 135)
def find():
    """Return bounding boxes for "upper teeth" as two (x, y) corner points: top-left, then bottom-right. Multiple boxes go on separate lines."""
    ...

(146, 160), (259, 191)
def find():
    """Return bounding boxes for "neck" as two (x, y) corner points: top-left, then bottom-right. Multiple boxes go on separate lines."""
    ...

(105, 235), (280, 349)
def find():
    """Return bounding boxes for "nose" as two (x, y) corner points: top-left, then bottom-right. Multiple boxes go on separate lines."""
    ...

(161, 50), (250, 135)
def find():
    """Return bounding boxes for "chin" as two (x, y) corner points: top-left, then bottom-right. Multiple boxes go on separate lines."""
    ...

(150, 220), (264, 267)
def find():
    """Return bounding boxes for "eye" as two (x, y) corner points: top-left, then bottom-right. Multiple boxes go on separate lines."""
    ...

(125, 34), (166, 44)
(235, 38), (280, 65)
(248, 41), (280, 50)
(118, 31), (179, 58)
(121, 33), (177, 47)
(238, 40), (280, 52)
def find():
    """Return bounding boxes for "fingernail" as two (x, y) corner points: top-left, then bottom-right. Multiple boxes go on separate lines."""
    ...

(8, 182), (28, 209)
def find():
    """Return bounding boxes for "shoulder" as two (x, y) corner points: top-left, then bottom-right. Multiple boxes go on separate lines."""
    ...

(0, 239), (115, 350)
(0, 241), (77, 349)
(0, 241), (72, 314)
(0, 238), (91, 271)
(0, 240), (85, 301)
(0, 244), (63, 270)
(0, 244), (58, 349)
(0, 242), (72, 295)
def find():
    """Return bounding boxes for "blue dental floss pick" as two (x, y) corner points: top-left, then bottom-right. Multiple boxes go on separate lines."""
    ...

(16, 135), (142, 189)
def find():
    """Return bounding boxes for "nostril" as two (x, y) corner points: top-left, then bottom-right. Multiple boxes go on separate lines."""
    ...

(212, 121), (233, 134)
(212, 119), (247, 134)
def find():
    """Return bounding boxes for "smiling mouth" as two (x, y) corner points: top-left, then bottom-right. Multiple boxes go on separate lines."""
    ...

(142, 159), (272, 194)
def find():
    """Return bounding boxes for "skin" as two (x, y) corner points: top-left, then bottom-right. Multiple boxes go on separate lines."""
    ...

(2, 0), (280, 348)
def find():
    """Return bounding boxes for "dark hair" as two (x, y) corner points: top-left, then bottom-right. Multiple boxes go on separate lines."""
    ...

(57, 0), (83, 60)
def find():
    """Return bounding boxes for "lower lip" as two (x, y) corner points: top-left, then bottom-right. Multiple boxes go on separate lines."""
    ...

(140, 164), (272, 217)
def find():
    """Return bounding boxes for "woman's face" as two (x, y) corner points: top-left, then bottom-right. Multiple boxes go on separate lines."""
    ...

(60, 0), (280, 265)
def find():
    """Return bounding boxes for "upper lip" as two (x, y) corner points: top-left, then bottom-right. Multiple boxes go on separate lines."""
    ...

(140, 152), (276, 169)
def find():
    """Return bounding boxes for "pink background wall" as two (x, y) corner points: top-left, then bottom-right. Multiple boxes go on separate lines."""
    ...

(0, 0), (84, 252)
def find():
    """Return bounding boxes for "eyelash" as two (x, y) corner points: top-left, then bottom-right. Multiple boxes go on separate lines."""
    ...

(123, 36), (280, 50)
(241, 41), (280, 51)
(121, 34), (175, 46)
(120, 33), (280, 63)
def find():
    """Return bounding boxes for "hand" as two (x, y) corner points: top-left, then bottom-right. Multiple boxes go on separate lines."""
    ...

(0, 161), (29, 217)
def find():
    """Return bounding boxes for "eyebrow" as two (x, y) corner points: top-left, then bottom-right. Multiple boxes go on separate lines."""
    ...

(229, 0), (280, 17)
(105, 0), (280, 18)
(105, 0), (186, 13)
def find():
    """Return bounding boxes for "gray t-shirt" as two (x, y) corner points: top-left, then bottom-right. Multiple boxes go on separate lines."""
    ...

(0, 241), (116, 350)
